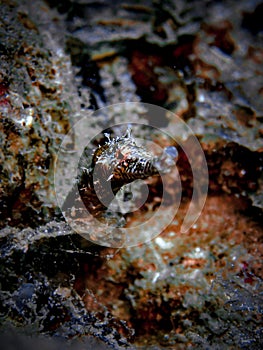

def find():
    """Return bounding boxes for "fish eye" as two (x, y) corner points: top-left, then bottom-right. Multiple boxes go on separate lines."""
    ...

(165, 146), (178, 158)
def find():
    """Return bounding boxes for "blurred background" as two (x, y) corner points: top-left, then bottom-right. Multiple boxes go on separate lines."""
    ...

(0, 0), (262, 349)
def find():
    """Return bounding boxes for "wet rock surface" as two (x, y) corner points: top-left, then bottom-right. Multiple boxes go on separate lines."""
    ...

(0, 0), (263, 349)
(0, 0), (76, 228)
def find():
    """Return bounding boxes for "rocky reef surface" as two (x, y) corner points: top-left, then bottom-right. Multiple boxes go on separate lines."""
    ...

(0, 0), (262, 349)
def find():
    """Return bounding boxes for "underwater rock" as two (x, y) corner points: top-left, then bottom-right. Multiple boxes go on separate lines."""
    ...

(0, 0), (262, 349)
(0, 0), (83, 227)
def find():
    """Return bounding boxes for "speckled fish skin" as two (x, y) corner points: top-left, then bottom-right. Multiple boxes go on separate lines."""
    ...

(63, 131), (177, 226)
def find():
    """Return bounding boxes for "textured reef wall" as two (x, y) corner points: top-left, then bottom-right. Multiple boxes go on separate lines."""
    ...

(0, 0), (262, 349)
